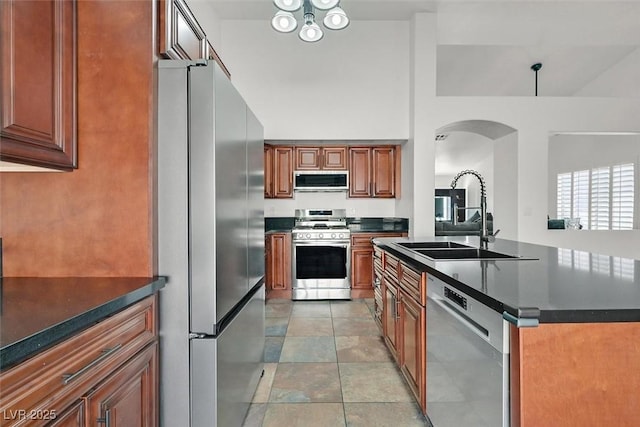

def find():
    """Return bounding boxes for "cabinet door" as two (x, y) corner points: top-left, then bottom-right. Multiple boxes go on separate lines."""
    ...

(321, 147), (348, 170)
(266, 233), (291, 291)
(159, 0), (207, 60)
(371, 147), (398, 198)
(351, 247), (374, 290)
(264, 145), (274, 198)
(87, 343), (157, 427)
(295, 147), (321, 170)
(273, 146), (294, 198)
(400, 291), (426, 412)
(348, 147), (372, 198)
(0, 0), (77, 170)
(382, 278), (399, 361)
(46, 401), (84, 427)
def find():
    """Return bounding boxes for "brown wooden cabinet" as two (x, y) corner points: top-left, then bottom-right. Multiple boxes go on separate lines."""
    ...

(159, 0), (230, 78)
(294, 146), (347, 170)
(378, 248), (427, 413)
(264, 145), (294, 198)
(0, 0), (77, 170)
(351, 233), (405, 299)
(382, 277), (400, 362)
(86, 343), (157, 427)
(0, 296), (158, 427)
(399, 288), (426, 410)
(265, 232), (292, 298)
(264, 146), (274, 198)
(348, 146), (400, 198)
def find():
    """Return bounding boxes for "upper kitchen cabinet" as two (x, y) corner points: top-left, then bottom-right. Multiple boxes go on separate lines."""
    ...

(264, 145), (293, 198)
(349, 146), (400, 198)
(158, 0), (230, 78)
(295, 146), (348, 170)
(0, 0), (77, 170)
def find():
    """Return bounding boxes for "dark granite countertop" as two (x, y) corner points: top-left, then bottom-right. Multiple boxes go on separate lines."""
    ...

(373, 236), (640, 324)
(265, 217), (409, 233)
(0, 276), (166, 371)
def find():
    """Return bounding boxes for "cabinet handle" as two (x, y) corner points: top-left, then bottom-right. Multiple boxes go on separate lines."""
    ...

(62, 344), (122, 385)
(395, 297), (401, 320)
(97, 409), (112, 426)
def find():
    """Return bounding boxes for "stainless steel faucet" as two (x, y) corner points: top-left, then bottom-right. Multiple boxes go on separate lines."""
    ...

(450, 169), (499, 249)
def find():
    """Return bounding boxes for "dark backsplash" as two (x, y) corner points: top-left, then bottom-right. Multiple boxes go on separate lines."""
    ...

(265, 217), (409, 233)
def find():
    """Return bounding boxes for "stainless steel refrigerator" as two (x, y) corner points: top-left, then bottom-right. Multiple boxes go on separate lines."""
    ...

(157, 60), (265, 427)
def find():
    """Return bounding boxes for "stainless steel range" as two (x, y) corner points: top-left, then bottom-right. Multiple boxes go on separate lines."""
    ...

(292, 209), (351, 300)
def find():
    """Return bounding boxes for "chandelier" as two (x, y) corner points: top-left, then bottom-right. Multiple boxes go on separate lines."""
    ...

(271, 0), (350, 43)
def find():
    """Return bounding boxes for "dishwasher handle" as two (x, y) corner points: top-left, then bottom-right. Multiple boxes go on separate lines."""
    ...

(431, 295), (490, 341)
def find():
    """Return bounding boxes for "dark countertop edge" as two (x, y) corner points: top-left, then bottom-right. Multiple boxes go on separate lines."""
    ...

(0, 276), (166, 371)
(375, 242), (640, 325)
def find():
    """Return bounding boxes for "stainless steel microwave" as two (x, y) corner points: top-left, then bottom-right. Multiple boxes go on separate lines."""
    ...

(293, 170), (349, 192)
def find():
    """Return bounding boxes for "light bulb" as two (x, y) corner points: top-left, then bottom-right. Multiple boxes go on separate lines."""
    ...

(331, 14), (341, 26)
(306, 28), (316, 38)
(279, 17), (289, 28)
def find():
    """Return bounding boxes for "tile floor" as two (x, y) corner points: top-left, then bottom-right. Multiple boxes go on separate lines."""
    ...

(242, 298), (430, 427)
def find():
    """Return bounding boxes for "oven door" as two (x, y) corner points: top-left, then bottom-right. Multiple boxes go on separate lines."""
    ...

(292, 241), (351, 300)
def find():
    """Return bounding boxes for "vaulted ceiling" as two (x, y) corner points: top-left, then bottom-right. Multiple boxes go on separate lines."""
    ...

(200, 0), (640, 97)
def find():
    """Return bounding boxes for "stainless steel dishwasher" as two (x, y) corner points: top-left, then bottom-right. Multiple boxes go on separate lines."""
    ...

(426, 275), (509, 427)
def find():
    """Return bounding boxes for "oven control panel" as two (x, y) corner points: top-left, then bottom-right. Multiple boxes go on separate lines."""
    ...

(293, 230), (350, 241)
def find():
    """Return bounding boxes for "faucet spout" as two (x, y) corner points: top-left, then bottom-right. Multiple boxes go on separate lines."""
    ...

(451, 170), (493, 249)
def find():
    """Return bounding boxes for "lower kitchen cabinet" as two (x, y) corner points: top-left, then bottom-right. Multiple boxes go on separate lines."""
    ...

(351, 233), (405, 299)
(86, 343), (157, 426)
(265, 232), (292, 298)
(399, 289), (426, 410)
(379, 248), (427, 413)
(382, 277), (400, 362)
(0, 296), (158, 427)
(47, 401), (85, 427)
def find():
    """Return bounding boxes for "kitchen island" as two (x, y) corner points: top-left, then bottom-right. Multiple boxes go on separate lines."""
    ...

(373, 236), (640, 427)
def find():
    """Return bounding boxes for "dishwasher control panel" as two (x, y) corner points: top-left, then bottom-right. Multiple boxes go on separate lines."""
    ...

(444, 287), (467, 310)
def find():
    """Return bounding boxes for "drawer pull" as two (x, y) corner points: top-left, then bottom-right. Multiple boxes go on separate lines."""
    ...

(62, 344), (122, 385)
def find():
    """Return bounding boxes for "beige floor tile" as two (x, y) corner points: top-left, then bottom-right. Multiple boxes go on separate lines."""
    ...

(339, 362), (415, 403)
(344, 402), (428, 426)
(280, 336), (337, 362)
(286, 317), (334, 336)
(332, 317), (381, 336)
(262, 403), (346, 427)
(266, 302), (293, 318)
(335, 336), (393, 362)
(270, 363), (342, 403)
(291, 302), (332, 317)
(253, 363), (278, 403)
(330, 301), (373, 318)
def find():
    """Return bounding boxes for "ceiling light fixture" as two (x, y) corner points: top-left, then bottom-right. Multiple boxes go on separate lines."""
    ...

(530, 63), (542, 97)
(272, 0), (349, 43)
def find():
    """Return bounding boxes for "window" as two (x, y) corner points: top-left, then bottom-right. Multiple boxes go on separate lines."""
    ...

(612, 164), (635, 230)
(556, 163), (635, 230)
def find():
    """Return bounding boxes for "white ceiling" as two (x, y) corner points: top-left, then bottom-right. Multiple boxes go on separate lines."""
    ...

(201, 0), (639, 170)
(201, 0), (640, 97)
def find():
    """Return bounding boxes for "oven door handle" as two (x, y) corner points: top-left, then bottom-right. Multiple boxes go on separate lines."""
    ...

(293, 241), (350, 247)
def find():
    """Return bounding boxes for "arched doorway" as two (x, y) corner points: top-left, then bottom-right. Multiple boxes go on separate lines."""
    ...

(434, 120), (519, 239)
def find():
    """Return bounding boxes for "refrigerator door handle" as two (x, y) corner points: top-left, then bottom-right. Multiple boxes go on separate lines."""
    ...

(189, 332), (208, 339)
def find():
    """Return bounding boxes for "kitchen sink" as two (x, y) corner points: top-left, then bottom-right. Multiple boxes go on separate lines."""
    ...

(398, 241), (473, 249)
(414, 248), (522, 260)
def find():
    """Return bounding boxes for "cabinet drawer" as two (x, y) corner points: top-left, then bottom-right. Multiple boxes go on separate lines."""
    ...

(0, 296), (156, 427)
(351, 234), (374, 247)
(384, 253), (400, 282)
(400, 264), (426, 306)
